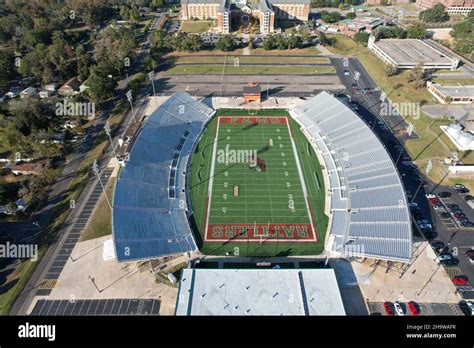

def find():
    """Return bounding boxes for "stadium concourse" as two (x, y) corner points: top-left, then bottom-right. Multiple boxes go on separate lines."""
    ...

(112, 91), (412, 264)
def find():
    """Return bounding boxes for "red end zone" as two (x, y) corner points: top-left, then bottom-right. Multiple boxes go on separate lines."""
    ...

(219, 116), (287, 124)
(206, 223), (317, 242)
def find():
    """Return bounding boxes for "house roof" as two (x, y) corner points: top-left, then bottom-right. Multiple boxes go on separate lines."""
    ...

(60, 77), (81, 91)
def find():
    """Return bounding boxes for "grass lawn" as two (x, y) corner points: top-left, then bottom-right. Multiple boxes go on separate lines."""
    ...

(171, 55), (330, 65)
(164, 64), (335, 75)
(432, 78), (474, 86)
(180, 20), (213, 33)
(326, 35), (364, 55)
(354, 48), (474, 189)
(250, 46), (321, 55)
(189, 109), (327, 257)
(81, 177), (115, 241)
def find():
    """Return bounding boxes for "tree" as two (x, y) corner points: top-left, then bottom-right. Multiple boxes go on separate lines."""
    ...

(407, 23), (427, 39)
(419, 4), (449, 22)
(451, 15), (473, 54)
(346, 12), (356, 20)
(0, 51), (15, 94)
(354, 32), (369, 44)
(384, 64), (397, 77)
(409, 62), (426, 89)
(86, 67), (118, 103)
(215, 34), (237, 51)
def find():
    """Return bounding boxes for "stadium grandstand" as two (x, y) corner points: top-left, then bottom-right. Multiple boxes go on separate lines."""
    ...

(112, 92), (215, 262)
(292, 92), (412, 263)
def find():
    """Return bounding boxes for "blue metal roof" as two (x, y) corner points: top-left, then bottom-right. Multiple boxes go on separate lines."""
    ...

(112, 92), (214, 262)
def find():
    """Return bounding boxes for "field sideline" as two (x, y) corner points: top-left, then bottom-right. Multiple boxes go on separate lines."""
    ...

(189, 109), (328, 257)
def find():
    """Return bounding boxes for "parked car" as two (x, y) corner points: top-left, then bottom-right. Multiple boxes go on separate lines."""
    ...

(383, 302), (394, 316)
(446, 204), (459, 210)
(457, 188), (470, 194)
(428, 198), (441, 206)
(438, 191), (451, 198)
(408, 301), (420, 316)
(440, 212), (452, 219)
(459, 301), (474, 315)
(431, 241), (445, 253)
(453, 184), (465, 190)
(455, 217), (468, 223)
(449, 209), (463, 214)
(437, 254), (452, 261)
(394, 302), (404, 316)
(419, 223), (433, 230)
(464, 250), (474, 258)
(464, 195), (474, 201)
(425, 193), (437, 199)
(453, 275), (469, 286)
(469, 256), (474, 264)
(453, 213), (466, 219)
(442, 258), (459, 266)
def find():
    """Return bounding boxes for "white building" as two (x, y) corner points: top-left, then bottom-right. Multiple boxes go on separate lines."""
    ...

(175, 268), (346, 315)
(368, 36), (460, 71)
(440, 123), (474, 150)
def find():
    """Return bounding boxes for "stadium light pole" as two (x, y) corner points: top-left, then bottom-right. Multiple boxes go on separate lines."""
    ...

(92, 160), (112, 211)
(104, 120), (120, 166)
(148, 70), (157, 105)
(126, 90), (137, 123)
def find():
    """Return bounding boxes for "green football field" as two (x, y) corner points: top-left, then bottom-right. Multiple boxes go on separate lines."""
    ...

(189, 109), (328, 257)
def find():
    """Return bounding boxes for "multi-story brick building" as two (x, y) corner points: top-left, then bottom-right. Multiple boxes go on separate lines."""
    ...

(181, 0), (310, 34)
(415, 0), (473, 15)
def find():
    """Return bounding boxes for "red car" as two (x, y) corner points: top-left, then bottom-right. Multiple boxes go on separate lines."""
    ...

(428, 198), (441, 206)
(408, 301), (420, 316)
(453, 275), (469, 286)
(384, 302), (394, 316)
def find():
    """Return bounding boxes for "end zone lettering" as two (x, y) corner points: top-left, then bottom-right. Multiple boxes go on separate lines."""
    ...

(208, 223), (315, 241)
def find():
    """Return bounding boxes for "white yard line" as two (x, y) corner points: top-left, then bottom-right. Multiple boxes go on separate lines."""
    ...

(204, 117), (221, 240)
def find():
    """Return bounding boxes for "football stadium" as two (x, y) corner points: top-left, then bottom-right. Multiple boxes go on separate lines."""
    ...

(112, 91), (412, 263)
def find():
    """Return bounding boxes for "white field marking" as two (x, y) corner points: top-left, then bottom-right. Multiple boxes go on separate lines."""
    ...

(314, 172), (320, 190)
(285, 118), (317, 241)
(204, 117), (221, 239)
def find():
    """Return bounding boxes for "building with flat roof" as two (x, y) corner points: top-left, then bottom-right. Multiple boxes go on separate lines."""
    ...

(368, 36), (460, 71)
(175, 268), (346, 315)
(427, 81), (474, 104)
(243, 83), (261, 103)
(181, 0), (310, 34)
(415, 0), (473, 15)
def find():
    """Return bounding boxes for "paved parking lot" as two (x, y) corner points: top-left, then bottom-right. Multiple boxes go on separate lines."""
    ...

(368, 302), (464, 316)
(31, 298), (160, 316)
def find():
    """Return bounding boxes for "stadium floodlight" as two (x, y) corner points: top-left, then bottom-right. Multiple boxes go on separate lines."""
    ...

(92, 160), (112, 211)
(104, 120), (120, 165)
(148, 70), (157, 101)
(126, 90), (137, 122)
